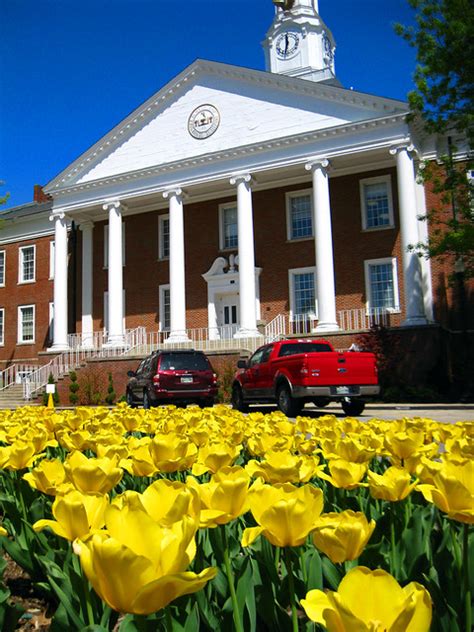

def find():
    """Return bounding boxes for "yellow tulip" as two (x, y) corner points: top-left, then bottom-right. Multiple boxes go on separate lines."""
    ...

(0, 524), (8, 536)
(301, 566), (432, 631)
(312, 510), (376, 564)
(367, 466), (417, 502)
(242, 481), (323, 548)
(245, 450), (322, 484)
(23, 458), (69, 495)
(33, 490), (108, 541)
(3, 441), (41, 470)
(64, 451), (123, 494)
(318, 459), (367, 489)
(138, 479), (200, 524)
(148, 432), (197, 473)
(320, 436), (378, 464)
(187, 466), (250, 527)
(191, 441), (241, 476)
(74, 509), (216, 614)
(417, 459), (474, 523)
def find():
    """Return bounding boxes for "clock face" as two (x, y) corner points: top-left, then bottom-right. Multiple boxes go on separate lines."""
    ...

(275, 32), (300, 59)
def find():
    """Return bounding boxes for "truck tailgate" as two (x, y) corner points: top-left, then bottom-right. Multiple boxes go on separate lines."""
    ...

(304, 352), (378, 386)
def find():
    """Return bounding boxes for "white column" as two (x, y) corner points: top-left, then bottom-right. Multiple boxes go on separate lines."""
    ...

(103, 200), (125, 347)
(163, 188), (189, 343)
(230, 173), (260, 338)
(305, 159), (339, 332)
(49, 212), (69, 351)
(390, 143), (427, 326)
(79, 221), (94, 348)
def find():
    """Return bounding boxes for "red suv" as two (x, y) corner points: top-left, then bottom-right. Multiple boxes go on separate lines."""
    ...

(126, 350), (218, 408)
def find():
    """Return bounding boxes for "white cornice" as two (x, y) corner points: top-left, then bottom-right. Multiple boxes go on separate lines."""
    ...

(49, 113), (408, 201)
(44, 59), (408, 194)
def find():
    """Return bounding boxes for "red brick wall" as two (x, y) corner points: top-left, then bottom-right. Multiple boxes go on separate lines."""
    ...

(0, 234), (54, 368)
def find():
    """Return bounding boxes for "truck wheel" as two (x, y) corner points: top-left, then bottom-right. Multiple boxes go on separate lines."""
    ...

(313, 397), (330, 409)
(126, 389), (136, 408)
(231, 384), (249, 413)
(277, 384), (302, 417)
(341, 398), (365, 416)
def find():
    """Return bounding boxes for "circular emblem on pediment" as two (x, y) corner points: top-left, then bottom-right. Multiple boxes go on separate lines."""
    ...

(188, 104), (220, 139)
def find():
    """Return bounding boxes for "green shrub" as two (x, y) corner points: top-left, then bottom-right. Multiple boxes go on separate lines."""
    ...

(105, 372), (116, 406)
(69, 370), (80, 405)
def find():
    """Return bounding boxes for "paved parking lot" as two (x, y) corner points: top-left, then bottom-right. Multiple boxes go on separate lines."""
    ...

(249, 403), (474, 424)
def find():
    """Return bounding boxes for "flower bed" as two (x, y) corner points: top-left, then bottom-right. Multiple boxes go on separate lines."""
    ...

(0, 403), (472, 631)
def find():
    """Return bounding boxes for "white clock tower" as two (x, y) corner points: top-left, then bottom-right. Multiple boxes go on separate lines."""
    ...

(264, 0), (340, 85)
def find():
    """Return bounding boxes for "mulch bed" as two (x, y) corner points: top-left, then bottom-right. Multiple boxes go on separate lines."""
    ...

(3, 554), (51, 631)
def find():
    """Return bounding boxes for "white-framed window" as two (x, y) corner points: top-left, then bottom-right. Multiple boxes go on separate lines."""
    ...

(286, 189), (313, 240)
(0, 308), (4, 346)
(219, 203), (238, 250)
(103, 223), (126, 268)
(360, 175), (394, 230)
(159, 284), (171, 331)
(49, 241), (55, 279)
(288, 267), (318, 320)
(158, 214), (170, 260)
(0, 251), (5, 286)
(18, 304), (35, 344)
(364, 257), (400, 311)
(19, 245), (36, 283)
(103, 291), (126, 331)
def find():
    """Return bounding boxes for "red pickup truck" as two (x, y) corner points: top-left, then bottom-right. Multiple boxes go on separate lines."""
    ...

(231, 339), (379, 416)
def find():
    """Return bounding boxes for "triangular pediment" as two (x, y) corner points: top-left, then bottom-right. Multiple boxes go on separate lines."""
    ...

(45, 60), (408, 191)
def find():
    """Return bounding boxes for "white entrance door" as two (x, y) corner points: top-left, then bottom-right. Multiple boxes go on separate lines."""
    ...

(217, 295), (239, 338)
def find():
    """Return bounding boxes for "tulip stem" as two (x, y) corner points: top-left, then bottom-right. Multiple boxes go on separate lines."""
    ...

(390, 510), (398, 578)
(463, 524), (471, 632)
(275, 545), (281, 572)
(222, 526), (243, 632)
(165, 607), (173, 632)
(80, 566), (95, 627)
(284, 547), (299, 632)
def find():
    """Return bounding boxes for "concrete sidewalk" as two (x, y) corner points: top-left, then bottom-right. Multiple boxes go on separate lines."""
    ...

(305, 402), (474, 423)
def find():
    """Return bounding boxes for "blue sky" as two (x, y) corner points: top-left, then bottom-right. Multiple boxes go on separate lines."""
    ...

(0, 0), (417, 209)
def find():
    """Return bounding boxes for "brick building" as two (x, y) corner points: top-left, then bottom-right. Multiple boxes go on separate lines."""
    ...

(0, 0), (471, 399)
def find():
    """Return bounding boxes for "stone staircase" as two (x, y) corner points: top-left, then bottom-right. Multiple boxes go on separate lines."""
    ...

(0, 384), (39, 409)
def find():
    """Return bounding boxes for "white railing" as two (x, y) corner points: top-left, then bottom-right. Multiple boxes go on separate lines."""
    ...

(23, 326), (149, 400)
(0, 364), (38, 390)
(265, 314), (286, 341)
(337, 308), (391, 332)
(288, 314), (317, 336)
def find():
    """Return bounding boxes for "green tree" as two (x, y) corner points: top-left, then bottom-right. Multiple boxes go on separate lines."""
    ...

(105, 372), (116, 406)
(396, 0), (474, 278)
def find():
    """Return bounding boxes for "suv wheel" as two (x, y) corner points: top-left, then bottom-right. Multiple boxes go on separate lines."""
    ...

(143, 390), (151, 409)
(231, 384), (249, 413)
(126, 389), (136, 408)
(277, 384), (302, 417)
(341, 398), (365, 416)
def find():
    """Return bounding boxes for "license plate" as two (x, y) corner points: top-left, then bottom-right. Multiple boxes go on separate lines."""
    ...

(336, 386), (350, 395)
(180, 376), (193, 384)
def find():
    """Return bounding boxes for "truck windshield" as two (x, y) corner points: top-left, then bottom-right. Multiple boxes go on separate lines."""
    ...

(278, 343), (332, 357)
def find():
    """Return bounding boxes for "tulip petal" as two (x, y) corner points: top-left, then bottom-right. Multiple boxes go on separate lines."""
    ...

(242, 526), (263, 547)
(300, 590), (345, 631)
(131, 568), (218, 615)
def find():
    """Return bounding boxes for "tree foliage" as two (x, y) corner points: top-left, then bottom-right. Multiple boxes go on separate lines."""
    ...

(396, 0), (474, 278)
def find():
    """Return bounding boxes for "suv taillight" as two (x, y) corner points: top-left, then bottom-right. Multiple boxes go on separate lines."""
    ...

(212, 373), (218, 386)
(153, 375), (160, 387)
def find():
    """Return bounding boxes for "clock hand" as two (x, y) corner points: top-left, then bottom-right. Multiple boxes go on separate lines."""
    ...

(285, 33), (289, 54)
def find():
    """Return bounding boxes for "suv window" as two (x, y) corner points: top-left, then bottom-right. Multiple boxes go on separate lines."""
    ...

(278, 342), (332, 357)
(159, 352), (211, 371)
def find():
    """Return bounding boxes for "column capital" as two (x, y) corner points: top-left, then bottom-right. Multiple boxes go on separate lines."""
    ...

(230, 173), (252, 186)
(79, 220), (94, 232)
(389, 142), (415, 157)
(305, 157), (330, 173)
(102, 199), (127, 212)
(163, 187), (186, 200)
(49, 211), (66, 222)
